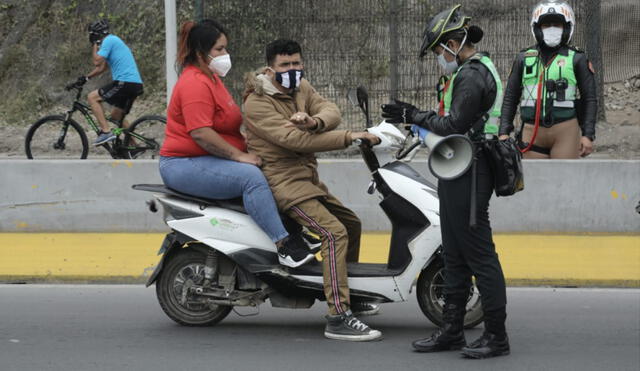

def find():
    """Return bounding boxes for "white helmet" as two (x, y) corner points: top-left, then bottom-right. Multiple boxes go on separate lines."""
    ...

(530, 1), (575, 46)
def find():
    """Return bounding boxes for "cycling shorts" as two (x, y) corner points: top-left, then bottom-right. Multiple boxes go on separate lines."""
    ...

(99, 81), (144, 114)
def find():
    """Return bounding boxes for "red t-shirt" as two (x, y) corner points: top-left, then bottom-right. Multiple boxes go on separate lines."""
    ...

(160, 65), (246, 157)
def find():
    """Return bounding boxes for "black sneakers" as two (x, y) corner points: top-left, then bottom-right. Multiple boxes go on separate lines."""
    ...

(278, 234), (315, 268)
(461, 332), (510, 359)
(301, 231), (322, 254)
(325, 310), (382, 341)
(351, 302), (381, 316)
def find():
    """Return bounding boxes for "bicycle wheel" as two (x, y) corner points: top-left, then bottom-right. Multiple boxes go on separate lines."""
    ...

(122, 115), (166, 159)
(25, 115), (89, 159)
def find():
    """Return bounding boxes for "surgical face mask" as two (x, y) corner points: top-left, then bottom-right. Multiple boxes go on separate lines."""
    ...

(437, 31), (467, 75)
(437, 53), (459, 74)
(273, 68), (304, 89)
(542, 26), (563, 48)
(208, 54), (232, 77)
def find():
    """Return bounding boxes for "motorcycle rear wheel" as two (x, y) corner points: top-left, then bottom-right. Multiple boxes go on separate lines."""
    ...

(416, 256), (484, 329)
(156, 250), (232, 326)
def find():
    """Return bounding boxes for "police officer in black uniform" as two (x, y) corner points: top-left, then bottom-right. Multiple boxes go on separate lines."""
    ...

(499, 0), (597, 158)
(381, 5), (509, 359)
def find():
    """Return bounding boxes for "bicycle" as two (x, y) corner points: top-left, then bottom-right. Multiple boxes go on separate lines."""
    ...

(25, 81), (166, 159)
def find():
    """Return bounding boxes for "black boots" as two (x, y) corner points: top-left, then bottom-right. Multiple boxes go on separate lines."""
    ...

(412, 303), (466, 352)
(461, 332), (510, 359)
(413, 303), (510, 359)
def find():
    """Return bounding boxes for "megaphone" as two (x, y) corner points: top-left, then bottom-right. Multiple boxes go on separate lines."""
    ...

(423, 131), (474, 180)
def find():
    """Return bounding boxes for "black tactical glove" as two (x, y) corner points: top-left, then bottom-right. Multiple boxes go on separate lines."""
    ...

(381, 99), (419, 124)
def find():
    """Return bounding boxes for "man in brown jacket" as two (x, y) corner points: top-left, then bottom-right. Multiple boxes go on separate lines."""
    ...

(243, 39), (382, 341)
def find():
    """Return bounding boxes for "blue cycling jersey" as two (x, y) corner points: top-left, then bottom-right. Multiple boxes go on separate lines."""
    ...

(97, 35), (143, 84)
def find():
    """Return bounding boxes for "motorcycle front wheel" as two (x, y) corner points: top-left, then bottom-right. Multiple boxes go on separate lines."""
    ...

(416, 256), (484, 329)
(156, 249), (232, 326)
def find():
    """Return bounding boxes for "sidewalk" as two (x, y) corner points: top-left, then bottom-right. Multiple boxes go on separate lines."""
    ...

(1, 233), (638, 286)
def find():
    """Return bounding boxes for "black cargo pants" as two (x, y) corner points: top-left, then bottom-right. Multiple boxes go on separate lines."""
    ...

(437, 149), (507, 335)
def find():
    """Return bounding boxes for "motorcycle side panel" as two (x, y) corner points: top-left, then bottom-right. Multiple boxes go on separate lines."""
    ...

(378, 169), (440, 225)
(162, 197), (276, 255)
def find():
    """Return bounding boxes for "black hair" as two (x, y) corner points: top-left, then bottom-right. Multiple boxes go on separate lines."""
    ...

(177, 19), (227, 70)
(266, 39), (302, 66)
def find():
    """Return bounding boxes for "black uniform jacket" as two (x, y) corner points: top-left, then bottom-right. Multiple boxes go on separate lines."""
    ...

(499, 45), (597, 139)
(413, 52), (497, 137)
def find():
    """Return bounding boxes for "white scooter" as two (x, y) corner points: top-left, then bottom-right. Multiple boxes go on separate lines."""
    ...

(134, 87), (483, 328)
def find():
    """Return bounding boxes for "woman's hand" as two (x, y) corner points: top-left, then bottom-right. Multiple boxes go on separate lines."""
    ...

(498, 135), (510, 141)
(579, 136), (594, 157)
(233, 152), (263, 167)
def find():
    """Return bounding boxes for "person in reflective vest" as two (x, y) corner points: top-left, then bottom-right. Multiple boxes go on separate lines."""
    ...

(499, 0), (597, 158)
(381, 4), (510, 359)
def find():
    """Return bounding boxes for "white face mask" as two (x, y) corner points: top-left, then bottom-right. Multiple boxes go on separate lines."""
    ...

(542, 26), (563, 48)
(208, 54), (232, 77)
(437, 31), (467, 75)
(437, 53), (459, 74)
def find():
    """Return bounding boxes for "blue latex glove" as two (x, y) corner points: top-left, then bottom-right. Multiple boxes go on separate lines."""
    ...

(411, 124), (429, 142)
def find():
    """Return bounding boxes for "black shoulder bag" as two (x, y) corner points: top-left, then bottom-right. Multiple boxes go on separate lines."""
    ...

(483, 138), (524, 197)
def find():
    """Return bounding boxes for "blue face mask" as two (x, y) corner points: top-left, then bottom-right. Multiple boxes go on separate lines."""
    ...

(274, 69), (304, 89)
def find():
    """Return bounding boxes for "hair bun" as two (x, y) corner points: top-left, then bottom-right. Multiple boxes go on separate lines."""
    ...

(468, 25), (484, 44)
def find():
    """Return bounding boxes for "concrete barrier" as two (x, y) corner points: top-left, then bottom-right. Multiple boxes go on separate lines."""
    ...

(1, 159), (639, 233)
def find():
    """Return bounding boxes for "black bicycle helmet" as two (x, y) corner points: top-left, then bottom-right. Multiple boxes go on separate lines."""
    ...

(419, 4), (471, 57)
(88, 19), (110, 35)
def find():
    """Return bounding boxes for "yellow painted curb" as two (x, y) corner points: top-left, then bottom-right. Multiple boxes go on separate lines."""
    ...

(1, 233), (638, 286)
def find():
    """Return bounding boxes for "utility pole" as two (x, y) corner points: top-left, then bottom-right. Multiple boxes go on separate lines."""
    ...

(165, 0), (177, 102)
(585, 0), (605, 121)
(388, 0), (400, 102)
(195, 0), (204, 22)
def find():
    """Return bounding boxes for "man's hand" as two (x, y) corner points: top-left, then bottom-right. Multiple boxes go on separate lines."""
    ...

(498, 135), (510, 141)
(579, 136), (594, 157)
(76, 76), (89, 86)
(381, 99), (418, 124)
(350, 132), (381, 145)
(284, 112), (318, 130)
(233, 152), (263, 167)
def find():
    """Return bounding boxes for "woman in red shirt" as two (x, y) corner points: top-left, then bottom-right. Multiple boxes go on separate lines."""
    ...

(159, 19), (313, 267)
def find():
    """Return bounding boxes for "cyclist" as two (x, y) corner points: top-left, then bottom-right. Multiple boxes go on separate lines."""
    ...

(78, 19), (144, 145)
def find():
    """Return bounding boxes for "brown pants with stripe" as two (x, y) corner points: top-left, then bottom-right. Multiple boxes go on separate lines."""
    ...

(287, 194), (361, 315)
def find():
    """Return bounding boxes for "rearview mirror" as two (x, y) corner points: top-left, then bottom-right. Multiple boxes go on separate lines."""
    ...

(346, 86), (372, 128)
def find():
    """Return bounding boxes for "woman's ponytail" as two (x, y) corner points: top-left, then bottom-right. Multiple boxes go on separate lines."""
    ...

(176, 21), (196, 71)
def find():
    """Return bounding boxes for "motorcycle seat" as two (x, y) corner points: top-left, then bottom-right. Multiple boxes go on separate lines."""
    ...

(132, 184), (247, 214)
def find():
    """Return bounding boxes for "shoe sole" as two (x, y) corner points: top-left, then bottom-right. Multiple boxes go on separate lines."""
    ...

(461, 349), (510, 359)
(278, 253), (316, 268)
(93, 137), (116, 146)
(324, 330), (383, 342)
(412, 343), (466, 353)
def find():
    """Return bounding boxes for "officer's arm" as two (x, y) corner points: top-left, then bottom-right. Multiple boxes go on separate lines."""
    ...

(499, 54), (524, 136)
(574, 52), (597, 139)
(413, 67), (488, 137)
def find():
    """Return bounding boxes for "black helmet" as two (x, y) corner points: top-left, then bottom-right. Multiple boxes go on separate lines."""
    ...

(419, 4), (471, 58)
(88, 19), (110, 35)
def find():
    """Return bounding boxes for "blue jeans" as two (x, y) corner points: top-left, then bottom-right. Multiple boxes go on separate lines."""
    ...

(159, 155), (288, 242)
